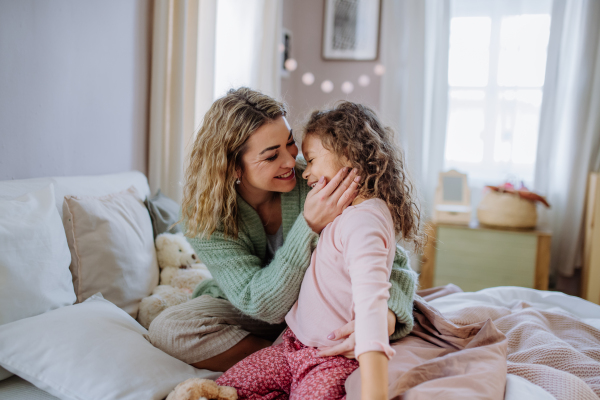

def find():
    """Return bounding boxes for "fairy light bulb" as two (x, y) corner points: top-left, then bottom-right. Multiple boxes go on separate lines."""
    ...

(321, 80), (334, 93)
(341, 81), (354, 94)
(358, 75), (370, 87)
(284, 58), (297, 71)
(374, 64), (385, 76)
(302, 72), (315, 85)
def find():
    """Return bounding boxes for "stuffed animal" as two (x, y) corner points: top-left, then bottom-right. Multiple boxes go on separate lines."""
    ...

(137, 233), (212, 329)
(166, 378), (237, 400)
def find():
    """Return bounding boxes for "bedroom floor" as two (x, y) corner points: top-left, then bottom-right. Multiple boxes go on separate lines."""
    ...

(555, 269), (582, 297)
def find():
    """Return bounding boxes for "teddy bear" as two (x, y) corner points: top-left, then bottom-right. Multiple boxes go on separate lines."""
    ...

(166, 378), (237, 400)
(137, 233), (212, 329)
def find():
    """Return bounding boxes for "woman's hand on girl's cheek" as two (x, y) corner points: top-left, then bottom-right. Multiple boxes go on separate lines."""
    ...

(303, 167), (360, 234)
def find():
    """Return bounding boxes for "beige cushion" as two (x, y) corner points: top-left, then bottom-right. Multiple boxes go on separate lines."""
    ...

(62, 186), (158, 317)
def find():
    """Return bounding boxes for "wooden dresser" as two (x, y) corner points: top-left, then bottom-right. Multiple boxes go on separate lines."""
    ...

(419, 223), (552, 292)
(583, 172), (600, 304)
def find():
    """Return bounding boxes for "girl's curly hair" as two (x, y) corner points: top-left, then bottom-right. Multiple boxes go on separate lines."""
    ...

(304, 101), (425, 253)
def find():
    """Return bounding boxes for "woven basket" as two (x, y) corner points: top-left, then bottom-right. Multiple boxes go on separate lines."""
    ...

(477, 190), (537, 229)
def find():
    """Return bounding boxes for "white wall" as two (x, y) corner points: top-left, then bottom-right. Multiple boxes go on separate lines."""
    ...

(281, 0), (382, 131)
(0, 0), (151, 180)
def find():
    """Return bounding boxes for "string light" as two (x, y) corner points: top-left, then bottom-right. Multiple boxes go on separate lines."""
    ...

(341, 81), (354, 94)
(302, 72), (315, 85)
(358, 75), (370, 87)
(284, 58), (298, 71)
(321, 80), (334, 93)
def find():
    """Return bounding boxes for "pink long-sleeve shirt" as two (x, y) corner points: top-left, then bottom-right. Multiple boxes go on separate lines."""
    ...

(285, 198), (396, 359)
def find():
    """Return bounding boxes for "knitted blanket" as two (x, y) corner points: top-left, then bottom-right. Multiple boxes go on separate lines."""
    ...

(447, 296), (600, 400)
(345, 285), (600, 400)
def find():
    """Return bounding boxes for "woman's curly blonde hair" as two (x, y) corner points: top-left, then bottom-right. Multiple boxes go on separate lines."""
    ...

(180, 87), (287, 239)
(304, 101), (425, 253)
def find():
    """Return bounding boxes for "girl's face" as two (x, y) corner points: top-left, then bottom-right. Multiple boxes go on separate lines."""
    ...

(301, 133), (348, 188)
(237, 116), (299, 195)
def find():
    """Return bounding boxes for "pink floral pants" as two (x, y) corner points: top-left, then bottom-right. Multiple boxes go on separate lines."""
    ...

(216, 328), (359, 400)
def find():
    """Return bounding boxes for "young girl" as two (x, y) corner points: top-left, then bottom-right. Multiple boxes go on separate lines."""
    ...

(216, 101), (424, 400)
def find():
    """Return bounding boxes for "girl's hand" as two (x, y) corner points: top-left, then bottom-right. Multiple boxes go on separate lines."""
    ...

(316, 309), (396, 358)
(304, 167), (360, 234)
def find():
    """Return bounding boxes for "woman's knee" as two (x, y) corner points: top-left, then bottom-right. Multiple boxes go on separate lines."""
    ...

(147, 307), (179, 353)
(146, 295), (241, 362)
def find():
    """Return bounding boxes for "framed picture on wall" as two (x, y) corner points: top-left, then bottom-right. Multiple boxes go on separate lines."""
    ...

(322, 0), (381, 61)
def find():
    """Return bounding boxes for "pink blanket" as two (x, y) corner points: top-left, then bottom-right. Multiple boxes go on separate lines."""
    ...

(345, 285), (600, 400)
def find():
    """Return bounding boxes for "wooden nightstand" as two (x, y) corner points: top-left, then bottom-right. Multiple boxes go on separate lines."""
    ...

(419, 223), (552, 291)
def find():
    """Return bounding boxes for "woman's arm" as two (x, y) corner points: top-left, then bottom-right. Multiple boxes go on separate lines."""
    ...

(189, 162), (360, 323)
(189, 212), (318, 324)
(387, 246), (418, 341)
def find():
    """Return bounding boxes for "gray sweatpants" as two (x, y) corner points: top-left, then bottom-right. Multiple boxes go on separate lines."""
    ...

(147, 295), (286, 364)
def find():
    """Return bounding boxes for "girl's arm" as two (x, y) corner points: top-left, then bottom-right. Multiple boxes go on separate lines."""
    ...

(343, 206), (396, 400)
(358, 352), (388, 400)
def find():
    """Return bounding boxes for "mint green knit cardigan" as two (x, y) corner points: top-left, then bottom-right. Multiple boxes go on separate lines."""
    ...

(189, 163), (417, 340)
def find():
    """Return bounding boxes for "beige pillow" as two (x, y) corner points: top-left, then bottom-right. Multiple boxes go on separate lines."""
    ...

(62, 186), (158, 318)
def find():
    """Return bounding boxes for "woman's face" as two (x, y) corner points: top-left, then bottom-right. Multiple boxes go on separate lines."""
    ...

(237, 116), (299, 194)
(301, 133), (348, 188)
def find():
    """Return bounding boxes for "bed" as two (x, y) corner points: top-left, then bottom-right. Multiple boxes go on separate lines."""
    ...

(355, 285), (600, 400)
(0, 172), (598, 400)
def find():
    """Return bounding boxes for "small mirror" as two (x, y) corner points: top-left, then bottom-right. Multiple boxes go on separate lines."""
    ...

(442, 176), (464, 202)
(433, 170), (471, 225)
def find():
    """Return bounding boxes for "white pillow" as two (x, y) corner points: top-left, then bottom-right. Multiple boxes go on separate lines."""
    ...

(0, 184), (76, 326)
(0, 294), (221, 400)
(62, 186), (159, 318)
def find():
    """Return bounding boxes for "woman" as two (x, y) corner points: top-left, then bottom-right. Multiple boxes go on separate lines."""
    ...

(148, 88), (418, 372)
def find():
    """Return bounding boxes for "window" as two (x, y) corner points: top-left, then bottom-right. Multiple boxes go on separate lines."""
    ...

(444, 0), (552, 188)
(213, 0), (261, 100)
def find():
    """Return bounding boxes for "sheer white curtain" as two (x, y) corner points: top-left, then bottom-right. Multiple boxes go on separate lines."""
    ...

(379, 0), (450, 268)
(148, 0), (218, 203)
(535, 0), (600, 277)
(213, 0), (282, 99)
(148, 0), (282, 203)
(379, 0), (450, 217)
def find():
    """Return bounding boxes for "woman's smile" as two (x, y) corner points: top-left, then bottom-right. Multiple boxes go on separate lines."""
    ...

(275, 169), (295, 180)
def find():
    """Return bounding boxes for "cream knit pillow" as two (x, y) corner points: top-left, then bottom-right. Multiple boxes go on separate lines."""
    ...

(62, 186), (158, 318)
